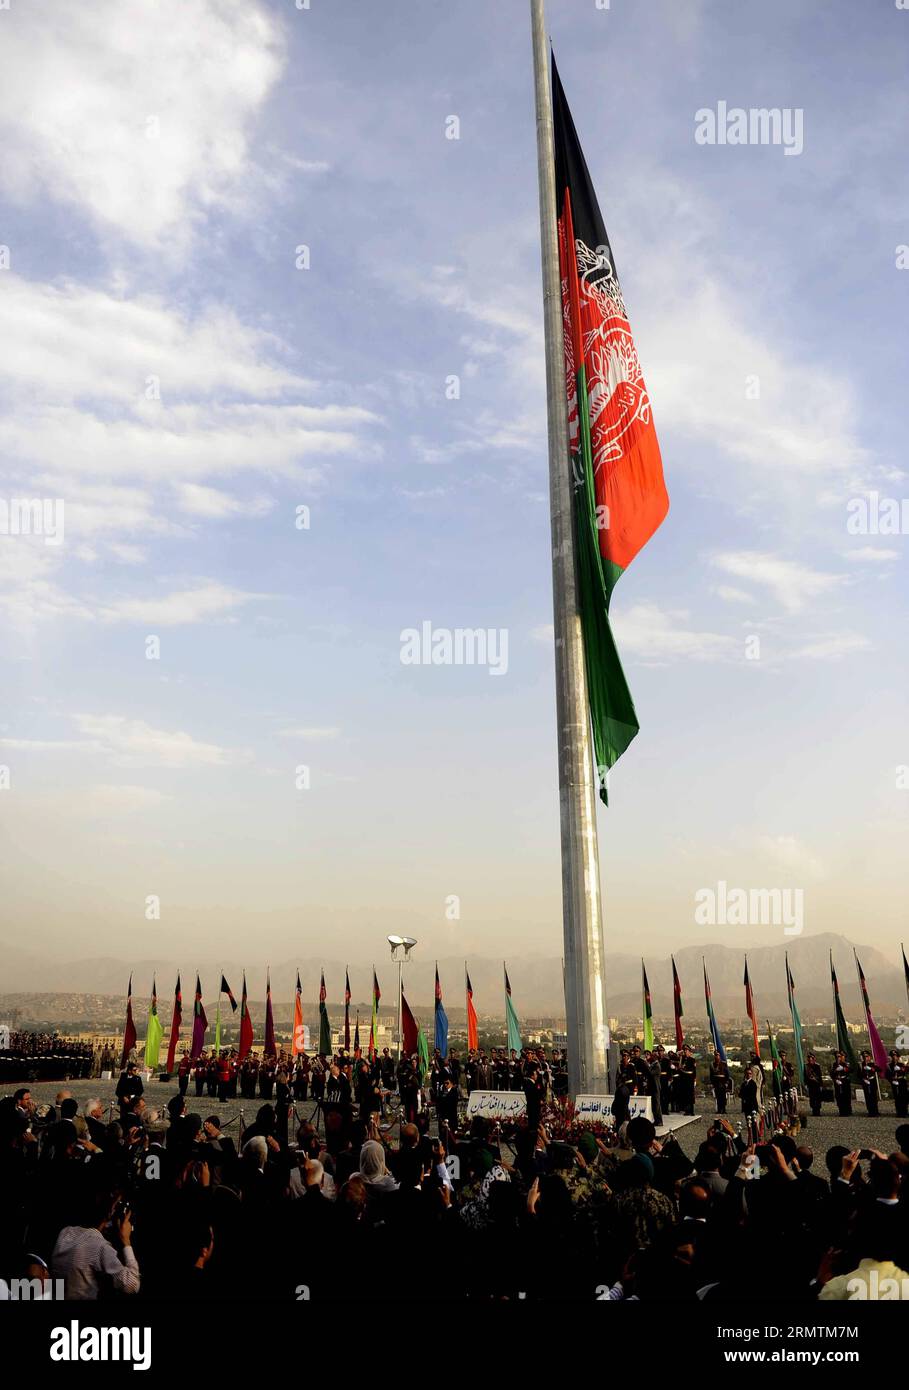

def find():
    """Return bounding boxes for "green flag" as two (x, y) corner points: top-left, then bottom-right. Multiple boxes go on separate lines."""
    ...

(504, 965), (521, 1054)
(417, 1026), (431, 1084)
(767, 1020), (782, 1099)
(785, 954), (805, 1086)
(642, 960), (654, 1052)
(144, 978), (163, 1072)
(830, 953), (859, 1080)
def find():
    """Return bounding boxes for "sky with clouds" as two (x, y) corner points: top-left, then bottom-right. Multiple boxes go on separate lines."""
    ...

(0, 0), (906, 990)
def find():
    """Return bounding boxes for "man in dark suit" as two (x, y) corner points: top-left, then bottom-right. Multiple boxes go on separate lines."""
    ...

(115, 1062), (144, 1124)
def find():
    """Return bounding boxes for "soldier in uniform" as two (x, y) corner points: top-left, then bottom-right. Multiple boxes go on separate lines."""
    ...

(830, 1050), (852, 1116)
(886, 1050), (908, 1117)
(709, 1050), (732, 1115)
(678, 1044), (697, 1116)
(859, 1050), (880, 1117)
(805, 1051), (824, 1116)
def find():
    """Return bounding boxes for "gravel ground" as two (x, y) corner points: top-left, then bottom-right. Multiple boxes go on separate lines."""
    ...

(6, 1077), (906, 1163)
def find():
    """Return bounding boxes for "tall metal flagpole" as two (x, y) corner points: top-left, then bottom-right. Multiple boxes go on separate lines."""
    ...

(531, 0), (610, 1097)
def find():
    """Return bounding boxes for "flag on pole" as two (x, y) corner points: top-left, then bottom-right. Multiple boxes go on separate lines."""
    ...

(220, 975), (237, 1011)
(434, 964), (449, 1056)
(264, 969), (276, 1059)
(767, 1020), (782, 1099)
(369, 968), (380, 1057)
(854, 950), (888, 1074)
(401, 989), (419, 1057)
(292, 971), (305, 1056)
(744, 956), (760, 1059)
(238, 972), (254, 1062)
(144, 977), (163, 1073)
(671, 955), (684, 1049)
(641, 960), (654, 1052)
(344, 968), (351, 1051)
(902, 943), (909, 1010)
(417, 1024), (431, 1084)
(551, 56), (669, 802)
(466, 965), (479, 1051)
(354, 1011), (361, 1058)
(703, 960), (726, 1062)
(318, 970), (332, 1056)
(785, 954), (805, 1085)
(214, 985), (221, 1055)
(120, 974), (137, 1070)
(504, 965), (521, 1053)
(165, 973), (182, 1073)
(190, 974), (207, 1061)
(831, 952), (858, 1080)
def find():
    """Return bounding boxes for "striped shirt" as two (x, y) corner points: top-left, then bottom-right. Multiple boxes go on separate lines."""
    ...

(51, 1226), (140, 1300)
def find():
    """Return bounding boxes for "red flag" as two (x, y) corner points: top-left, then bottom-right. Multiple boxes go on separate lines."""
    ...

(744, 956), (760, 1060)
(465, 964), (478, 1051)
(671, 955), (684, 1049)
(401, 989), (419, 1057)
(238, 972), (254, 1062)
(120, 974), (137, 1069)
(854, 950), (888, 1074)
(264, 968), (276, 1058)
(344, 968), (351, 1051)
(292, 970), (305, 1056)
(165, 972), (182, 1073)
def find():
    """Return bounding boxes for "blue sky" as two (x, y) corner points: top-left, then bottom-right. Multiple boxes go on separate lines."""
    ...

(0, 0), (906, 987)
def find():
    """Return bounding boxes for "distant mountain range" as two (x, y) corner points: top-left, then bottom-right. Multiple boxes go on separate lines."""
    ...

(0, 932), (904, 1021)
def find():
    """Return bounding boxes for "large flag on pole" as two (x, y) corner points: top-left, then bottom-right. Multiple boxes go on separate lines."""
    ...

(641, 960), (654, 1052)
(238, 972), (254, 1062)
(120, 975), (137, 1069)
(401, 989), (419, 1057)
(292, 971), (305, 1056)
(466, 965), (479, 1051)
(165, 973), (182, 1073)
(144, 977), (163, 1073)
(264, 969), (276, 1058)
(318, 970), (332, 1056)
(190, 974), (207, 1061)
(703, 960), (726, 1062)
(671, 955), (684, 1049)
(504, 965), (522, 1053)
(767, 1020), (782, 1099)
(434, 964), (449, 1056)
(785, 954), (805, 1085)
(214, 973), (236, 1054)
(902, 943), (909, 1010)
(344, 968), (351, 1051)
(369, 968), (380, 1057)
(744, 956), (760, 1059)
(830, 952), (858, 1079)
(214, 980), (222, 1054)
(854, 950), (888, 1074)
(417, 1024), (431, 1084)
(552, 55), (669, 801)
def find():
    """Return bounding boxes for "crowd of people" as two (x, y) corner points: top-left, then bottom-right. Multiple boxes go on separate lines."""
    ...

(1, 1033), (908, 1302)
(0, 1034), (95, 1085)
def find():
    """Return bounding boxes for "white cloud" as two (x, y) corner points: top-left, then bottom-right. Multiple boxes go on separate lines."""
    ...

(755, 835), (825, 881)
(843, 546), (900, 563)
(712, 552), (842, 613)
(713, 585), (755, 605)
(611, 602), (737, 664)
(97, 583), (265, 627)
(175, 484), (273, 520)
(789, 633), (872, 662)
(0, 0), (285, 252)
(72, 714), (244, 768)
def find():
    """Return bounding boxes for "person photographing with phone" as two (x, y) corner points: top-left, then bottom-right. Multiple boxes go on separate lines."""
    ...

(51, 1190), (140, 1299)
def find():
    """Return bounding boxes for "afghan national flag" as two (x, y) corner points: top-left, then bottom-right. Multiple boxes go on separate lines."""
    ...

(318, 970), (332, 1056)
(369, 967), (380, 1057)
(703, 961), (726, 1063)
(831, 953), (858, 1080)
(767, 1020), (782, 1099)
(744, 956), (760, 1060)
(220, 974), (238, 1012)
(238, 972), (254, 1062)
(417, 1024), (431, 1083)
(401, 989), (419, 1058)
(903, 943), (909, 1010)
(354, 1010), (361, 1058)
(190, 974), (208, 1061)
(641, 960), (654, 1052)
(854, 950), (888, 1074)
(466, 965), (479, 1051)
(671, 955), (684, 1049)
(552, 57), (669, 802)
(785, 954), (805, 1085)
(344, 968), (351, 1051)
(144, 977), (163, 1073)
(292, 970), (305, 1056)
(434, 963), (449, 1056)
(264, 969), (276, 1058)
(120, 974), (137, 1070)
(165, 973), (182, 1073)
(504, 965), (521, 1053)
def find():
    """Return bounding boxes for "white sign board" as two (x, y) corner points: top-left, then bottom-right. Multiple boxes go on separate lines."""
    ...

(0, 1026), (9, 1050)
(466, 1090), (527, 1120)
(575, 1094), (653, 1122)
